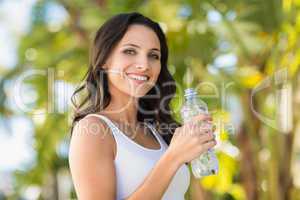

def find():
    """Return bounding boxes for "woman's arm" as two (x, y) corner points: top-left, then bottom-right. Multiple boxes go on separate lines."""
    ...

(69, 116), (117, 199)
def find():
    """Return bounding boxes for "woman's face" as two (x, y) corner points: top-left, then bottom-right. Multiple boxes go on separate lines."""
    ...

(103, 24), (162, 98)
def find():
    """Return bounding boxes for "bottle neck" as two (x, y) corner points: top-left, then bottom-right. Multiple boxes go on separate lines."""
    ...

(185, 95), (198, 104)
(184, 95), (208, 113)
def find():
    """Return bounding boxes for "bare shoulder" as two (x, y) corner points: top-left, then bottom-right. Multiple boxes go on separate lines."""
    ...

(69, 114), (116, 159)
(68, 114), (117, 199)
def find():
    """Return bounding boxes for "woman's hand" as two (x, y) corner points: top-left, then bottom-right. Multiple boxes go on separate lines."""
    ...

(166, 114), (216, 166)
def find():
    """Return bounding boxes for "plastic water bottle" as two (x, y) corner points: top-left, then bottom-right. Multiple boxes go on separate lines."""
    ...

(180, 88), (219, 178)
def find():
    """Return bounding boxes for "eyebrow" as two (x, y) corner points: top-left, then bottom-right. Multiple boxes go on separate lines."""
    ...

(123, 43), (161, 52)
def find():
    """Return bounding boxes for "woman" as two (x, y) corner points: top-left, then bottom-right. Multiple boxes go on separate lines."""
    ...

(69, 12), (216, 200)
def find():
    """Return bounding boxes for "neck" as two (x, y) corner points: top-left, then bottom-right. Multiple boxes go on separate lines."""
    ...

(101, 93), (139, 126)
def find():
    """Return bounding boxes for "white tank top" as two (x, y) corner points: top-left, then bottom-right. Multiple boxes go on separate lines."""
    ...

(86, 114), (190, 200)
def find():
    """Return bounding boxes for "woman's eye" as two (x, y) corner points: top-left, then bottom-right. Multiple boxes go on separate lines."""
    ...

(123, 49), (136, 55)
(149, 54), (159, 60)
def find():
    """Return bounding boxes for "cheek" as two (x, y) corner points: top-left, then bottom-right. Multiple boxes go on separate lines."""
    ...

(110, 61), (128, 71)
(109, 53), (131, 69)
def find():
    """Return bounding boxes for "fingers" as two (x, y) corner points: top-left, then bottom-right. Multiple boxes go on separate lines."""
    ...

(198, 132), (215, 143)
(181, 113), (212, 129)
(188, 114), (212, 130)
(188, 121), (214, 136)
(177, 113), (216, 138)
(201, 140), (217, 151)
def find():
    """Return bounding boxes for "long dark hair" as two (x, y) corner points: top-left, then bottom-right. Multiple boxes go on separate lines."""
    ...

(71, 12), (181, 144)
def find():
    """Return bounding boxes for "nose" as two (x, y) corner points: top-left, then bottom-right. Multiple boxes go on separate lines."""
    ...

(135, 64), (149, 71)
(134, 55), (150, 71)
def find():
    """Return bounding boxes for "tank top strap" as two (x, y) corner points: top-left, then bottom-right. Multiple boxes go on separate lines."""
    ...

(85, 113), (120, 136)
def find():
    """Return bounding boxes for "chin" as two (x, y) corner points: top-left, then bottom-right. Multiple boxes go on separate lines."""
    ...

(128, 91), (148, 98)
(126, 85), (151, 98)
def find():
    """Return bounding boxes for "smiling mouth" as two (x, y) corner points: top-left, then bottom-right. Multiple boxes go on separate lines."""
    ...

(125, 73), (150, 82)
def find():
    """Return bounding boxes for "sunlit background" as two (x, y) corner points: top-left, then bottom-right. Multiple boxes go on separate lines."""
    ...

(1, 0), (300, 199)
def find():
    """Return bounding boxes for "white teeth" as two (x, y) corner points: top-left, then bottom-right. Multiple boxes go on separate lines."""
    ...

(127, 74), (148, 81)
